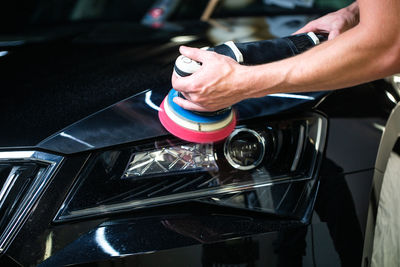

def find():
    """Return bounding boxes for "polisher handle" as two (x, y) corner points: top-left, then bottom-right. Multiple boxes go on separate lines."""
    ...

(174, 55), (202, 77)
(172, 32), (325, 116)
(173, 42), (243, 78)
(213, 32), (326, 65)
(173, 32), (325, 77)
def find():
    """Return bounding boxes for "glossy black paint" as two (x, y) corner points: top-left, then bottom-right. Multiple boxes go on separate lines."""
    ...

(318, 81), (393, 173)
(0, 11), (397, 267)
(38, 88), (328, 154)
(2, 157), (375, 267)
(40, 214), (306, 266)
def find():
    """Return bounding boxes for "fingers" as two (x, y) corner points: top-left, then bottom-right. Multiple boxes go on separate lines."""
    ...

(171, 67), (194, 94)
(293, 22), (317, 35)
(173, 97), (211, 112)
(179, 46), (209, 63)
(292, 28), (306, 35)
(179, 91), (191, 100)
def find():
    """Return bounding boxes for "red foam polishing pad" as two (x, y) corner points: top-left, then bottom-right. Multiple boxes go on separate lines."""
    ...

(158, 99), (236, 143)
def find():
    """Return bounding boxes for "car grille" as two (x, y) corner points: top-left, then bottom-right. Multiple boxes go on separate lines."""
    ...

(0, 151), (62, 253)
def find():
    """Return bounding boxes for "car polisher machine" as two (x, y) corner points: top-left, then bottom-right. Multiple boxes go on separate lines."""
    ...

(159, 32), (327, 143)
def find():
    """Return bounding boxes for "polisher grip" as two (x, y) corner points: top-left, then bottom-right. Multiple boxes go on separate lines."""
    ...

(174, 55), (202, 77)
(174, 32), (325, 77)
(212, 32), (325, 65)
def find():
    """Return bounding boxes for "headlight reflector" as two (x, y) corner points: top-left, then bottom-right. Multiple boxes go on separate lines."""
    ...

(224, 128), (265, 170)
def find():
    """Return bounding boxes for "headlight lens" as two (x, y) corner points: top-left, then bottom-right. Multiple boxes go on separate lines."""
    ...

(123, 143), (217, 178)
(55, 113), (327, 222)
(224, 128), (266, 170)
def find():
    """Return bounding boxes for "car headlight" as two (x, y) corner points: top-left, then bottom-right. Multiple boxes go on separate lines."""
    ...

(55, 113), (327, 222)
(123, 143), (218, 178)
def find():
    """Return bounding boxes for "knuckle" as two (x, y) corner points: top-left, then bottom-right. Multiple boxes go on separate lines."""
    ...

(191, 95), (200, 102)
(188, 83), (197, 92)
(205, 51), (217, 61)
(191, 81), (201, 92)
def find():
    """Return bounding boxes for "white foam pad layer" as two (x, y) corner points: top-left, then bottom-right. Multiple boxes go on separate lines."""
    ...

(164, 98), (234, 132)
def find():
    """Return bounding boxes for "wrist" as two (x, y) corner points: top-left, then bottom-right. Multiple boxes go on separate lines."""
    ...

(232, 64), (253, 99)
(237, 62), (288, 99)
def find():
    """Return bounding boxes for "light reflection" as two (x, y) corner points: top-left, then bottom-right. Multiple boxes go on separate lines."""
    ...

(373, 123), (385, 132)
(0, 51), (8, 57)
(43, 231), (53, 261)
(0, 151), (35, 159)
(95, 227), (120, 257)
(385, 91), (397, 104)
(170, 35), (198, 43)
(60, 132), (94, 148)
(393, 75), (400, 84)
(0, 40), (25, 46)
(269, 93), (315, 100)
(145, 90), (161, 111)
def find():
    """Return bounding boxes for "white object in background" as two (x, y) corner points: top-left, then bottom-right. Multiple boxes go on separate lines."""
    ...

(371, 152), (400, 267)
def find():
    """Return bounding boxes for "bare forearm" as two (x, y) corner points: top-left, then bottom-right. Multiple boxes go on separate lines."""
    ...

(244, 0), (400, 97)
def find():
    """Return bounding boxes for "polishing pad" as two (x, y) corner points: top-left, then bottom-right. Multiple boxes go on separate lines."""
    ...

(158, 89), (236, 143)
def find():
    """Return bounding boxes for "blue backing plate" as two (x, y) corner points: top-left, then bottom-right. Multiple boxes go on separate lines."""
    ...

(167, 89), (231, 124)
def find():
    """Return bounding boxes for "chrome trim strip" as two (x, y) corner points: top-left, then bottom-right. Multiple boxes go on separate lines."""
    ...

(0, 167), (20, 209)
(0, 151), (36, 160)
(0, 151), (63, 253)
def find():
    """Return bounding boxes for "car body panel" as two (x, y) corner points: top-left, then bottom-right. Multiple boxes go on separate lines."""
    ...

(0, 3), (398, 265)
(37, 89), (329, 155)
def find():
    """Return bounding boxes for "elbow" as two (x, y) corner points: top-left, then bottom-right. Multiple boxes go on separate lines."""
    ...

(379, 41), (400, 76)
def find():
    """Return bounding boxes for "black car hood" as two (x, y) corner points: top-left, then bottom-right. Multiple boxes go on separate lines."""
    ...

(36, 88), (329, 154)
(0, 32), (180, 149)
(0, 20), (330, 154)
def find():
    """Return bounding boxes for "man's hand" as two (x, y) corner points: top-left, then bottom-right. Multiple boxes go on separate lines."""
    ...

(171, 46), (248, 112)
(294, 2), (359, 40)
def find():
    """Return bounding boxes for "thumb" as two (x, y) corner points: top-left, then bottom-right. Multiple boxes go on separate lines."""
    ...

(173, 96), (210, 112)
(292, 22), (318, 35)
(179, 46), (208, 63)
